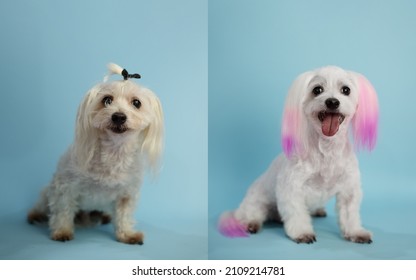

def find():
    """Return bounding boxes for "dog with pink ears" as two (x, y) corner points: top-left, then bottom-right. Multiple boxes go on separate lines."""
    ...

(219, 66), (378, 244)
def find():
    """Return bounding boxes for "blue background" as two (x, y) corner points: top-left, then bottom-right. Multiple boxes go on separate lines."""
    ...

(0, 0), (207, 259)
(209, 0), (416, 259)
(2, 0), (416, 261)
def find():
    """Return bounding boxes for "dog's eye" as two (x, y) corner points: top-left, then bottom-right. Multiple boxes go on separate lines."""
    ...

(312, 86), (324, 96)
(132, 99), (141, 109)
(102, 96), (113, 107)
(341, 86), (350, 96)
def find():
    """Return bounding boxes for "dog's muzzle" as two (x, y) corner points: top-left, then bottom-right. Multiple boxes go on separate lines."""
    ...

(316, 98), (345, 137)
(110, 112), (128, 134)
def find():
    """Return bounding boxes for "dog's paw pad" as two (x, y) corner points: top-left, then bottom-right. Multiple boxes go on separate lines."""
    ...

(118, 232), (144, 245)
(247, 223), (261, 234)
(51, 231), (74, 242)
(27, 211), (48, 224)
(294, 234), (316, 244)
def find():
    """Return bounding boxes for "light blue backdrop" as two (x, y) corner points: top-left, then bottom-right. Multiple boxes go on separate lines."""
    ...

(2, 0), (416, 261)
(209, 0), (416, 259)
(0, 0), (207, 259)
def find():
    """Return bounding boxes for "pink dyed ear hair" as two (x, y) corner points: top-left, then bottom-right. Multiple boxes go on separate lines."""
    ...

(352, 74), (379, 151)
(281, 108), (300, 157)
(281, 72), (312, 158)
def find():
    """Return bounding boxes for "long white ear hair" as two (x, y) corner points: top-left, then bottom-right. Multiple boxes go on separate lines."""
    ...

(350, 72), (379, 151)
(141, 88), (164, 176)
(73, 84), (102, 172)
(281, 71), (313, 158)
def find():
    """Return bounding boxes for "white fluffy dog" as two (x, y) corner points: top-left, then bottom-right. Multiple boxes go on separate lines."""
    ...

(219, 66), (378, 244)
(28, 63), (164, 244)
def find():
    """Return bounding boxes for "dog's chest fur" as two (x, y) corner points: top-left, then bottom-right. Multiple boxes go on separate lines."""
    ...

(72, 137), (143, 210)
(305, 141), (351, 203)
(87, 134), (142, 186)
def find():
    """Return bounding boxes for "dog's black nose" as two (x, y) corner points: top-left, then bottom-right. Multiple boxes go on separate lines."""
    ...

(325, 98), (340, 110)
(111, 112), (127, 125)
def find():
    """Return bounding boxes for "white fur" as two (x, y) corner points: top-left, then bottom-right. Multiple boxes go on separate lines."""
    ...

(104, 63), (124, 82)
(28, 66), (163, 244)
(226, 66), (374, 244)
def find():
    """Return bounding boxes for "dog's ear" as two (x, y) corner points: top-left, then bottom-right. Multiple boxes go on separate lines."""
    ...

(281, 71), (313, 158)
(140, 88), (164, 176)
(73, 85), (101, 171)
(350, 72), (379, 151)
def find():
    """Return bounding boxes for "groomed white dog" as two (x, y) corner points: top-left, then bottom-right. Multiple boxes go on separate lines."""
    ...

(28, 63), (164, 244)
(219, 66), (378, 244)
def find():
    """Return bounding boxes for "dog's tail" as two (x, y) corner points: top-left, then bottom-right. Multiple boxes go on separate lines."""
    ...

(218, 211), (249, 238)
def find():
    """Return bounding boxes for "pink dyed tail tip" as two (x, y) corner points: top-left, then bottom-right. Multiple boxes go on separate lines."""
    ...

(218, 213), (249, 238)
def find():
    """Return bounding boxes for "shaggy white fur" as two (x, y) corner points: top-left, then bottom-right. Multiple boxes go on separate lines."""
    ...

(28, 63), (164, 244)
(219, 66), (378, 244)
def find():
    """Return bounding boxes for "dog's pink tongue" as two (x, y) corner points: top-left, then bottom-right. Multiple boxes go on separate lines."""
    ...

(322, 113), (340, 137)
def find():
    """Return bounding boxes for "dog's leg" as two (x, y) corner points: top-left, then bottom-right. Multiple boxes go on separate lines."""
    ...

(281, 209), (316, 243)
(49, 208), (76, 242)
(47, 184), (77, 242)
(336, 187), (372, 244)
(49, 210), (76, 241)
(114, 196), (144, 245)
(278, 193), (316, 244)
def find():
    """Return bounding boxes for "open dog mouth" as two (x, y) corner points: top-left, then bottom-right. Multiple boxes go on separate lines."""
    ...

(317, 111), (345, 137)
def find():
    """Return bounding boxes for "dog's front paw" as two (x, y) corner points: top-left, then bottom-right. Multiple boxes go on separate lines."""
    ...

(284, 219), (316, 244)
(294, 233), (316, 244)
(51, 230), (74, 242)
(344, 230), (372, 244)
(117, 231), (144, 245)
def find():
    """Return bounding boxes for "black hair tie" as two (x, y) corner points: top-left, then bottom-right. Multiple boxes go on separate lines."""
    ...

(121, 69), (141, 80)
